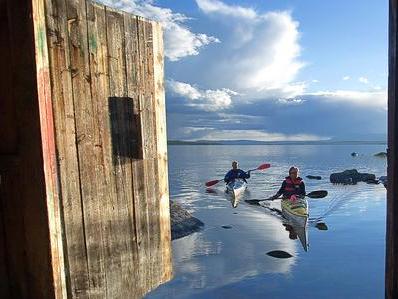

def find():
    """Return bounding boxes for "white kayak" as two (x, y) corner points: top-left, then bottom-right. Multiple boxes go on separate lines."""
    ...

(226, 179), (247, 207)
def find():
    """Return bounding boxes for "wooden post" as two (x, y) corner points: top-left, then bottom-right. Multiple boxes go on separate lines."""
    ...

(387, 0), (398, 298)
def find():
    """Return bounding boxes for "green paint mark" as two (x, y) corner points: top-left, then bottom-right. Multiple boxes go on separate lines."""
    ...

(37, 28), (46, 58)
(89, 33), (97, 51)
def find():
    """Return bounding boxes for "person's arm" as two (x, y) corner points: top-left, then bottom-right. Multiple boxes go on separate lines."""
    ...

(299, 181), (306, 197)
(242, 169), (250, 179)
(224, 170), (231, 183)
(271, 181), (286, 199)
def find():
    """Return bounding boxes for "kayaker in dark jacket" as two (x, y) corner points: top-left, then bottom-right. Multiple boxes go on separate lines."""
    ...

(224, 161), (251, 184)
(270, 166), (306, 200)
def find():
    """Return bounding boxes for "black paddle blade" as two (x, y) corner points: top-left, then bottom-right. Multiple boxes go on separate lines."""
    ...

(267, 250), (293, 259)
(306, 190), (328, 198)
(244, 199), (261, 205)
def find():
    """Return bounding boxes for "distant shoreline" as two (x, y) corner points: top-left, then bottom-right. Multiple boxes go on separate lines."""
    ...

(167, 140), (387, 146)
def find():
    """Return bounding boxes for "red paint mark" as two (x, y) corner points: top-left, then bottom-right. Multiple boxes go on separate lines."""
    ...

(37, 68), (57, 192)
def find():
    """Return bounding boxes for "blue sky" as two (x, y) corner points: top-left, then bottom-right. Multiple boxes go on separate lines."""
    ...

(101, 0), (388, 141)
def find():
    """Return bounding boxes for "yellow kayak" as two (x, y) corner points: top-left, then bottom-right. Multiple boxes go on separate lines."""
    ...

(281, 197), (309, 227)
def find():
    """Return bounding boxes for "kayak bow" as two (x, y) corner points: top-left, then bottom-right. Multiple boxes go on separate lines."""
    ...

(226, 179), (247, 207)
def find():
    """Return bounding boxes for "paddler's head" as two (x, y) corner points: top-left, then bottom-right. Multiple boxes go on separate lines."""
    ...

(232, 161), (238, 170)
(289, 166), (299, 180)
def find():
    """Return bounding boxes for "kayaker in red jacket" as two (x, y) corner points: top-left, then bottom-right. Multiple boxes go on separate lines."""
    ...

(224, 161), (251, 184)
(270, 166), (306, 200)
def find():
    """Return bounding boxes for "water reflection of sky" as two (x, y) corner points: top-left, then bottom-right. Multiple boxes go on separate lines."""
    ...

(147, 144), (386, 299)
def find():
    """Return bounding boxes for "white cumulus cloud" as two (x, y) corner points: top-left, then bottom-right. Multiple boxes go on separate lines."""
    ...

(98, 0), (219, 61)
(358, 77), (369, 84)
(343, 76), (350, 80)
(167, 80), (237, 111)
(196, 0), (257, 19)
(193, 0), (305, 99)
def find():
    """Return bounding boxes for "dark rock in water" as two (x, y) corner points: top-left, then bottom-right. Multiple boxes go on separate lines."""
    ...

(170, 200), (204, 240)
(306, 175), (322, 180)
(221, 225), (232, 229)
(379, 176), (387, 188)
(267, 250), (293, 259)
(365, 178), (380, 185)
(374, 152), (387, 158)
(315, 222), (328, 230)
(233, 212), (238, 214)
(351, 152), (359, 157)
(330, 169), (376, 185)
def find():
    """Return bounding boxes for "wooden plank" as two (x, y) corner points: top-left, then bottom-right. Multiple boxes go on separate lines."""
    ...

(0, 171), (10, 298)
(123, 12), (150, 296)
(0, 155), (20, 171)
(131, 159), (150, 296)
(145, 157), (160, 290)
(142, 19), (162, 289)
(0, 8), (16, 296)
(387, 0), (398, 297)
(44, 0), (90, 297)
(134, 16), (156, 292)
(66, 0), (108, 297)
(137, 17), (157, 160)
(0, 169), (25, 298)
(16, 0), (63, 297)
(0, 2), (17, 155)
(2, 2), (29, 296)
(124, 12), (143, 159)
(151, 21), (172, 283)
(105, 6), (138, 298)
(86, 3), (116, 297)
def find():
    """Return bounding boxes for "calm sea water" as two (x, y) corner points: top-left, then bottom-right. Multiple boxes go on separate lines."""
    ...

(146, 144), (387, 299)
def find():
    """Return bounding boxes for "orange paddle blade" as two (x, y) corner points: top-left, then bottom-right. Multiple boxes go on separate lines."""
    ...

(257, 163), (271, 170)
(205, 179), (221, 187)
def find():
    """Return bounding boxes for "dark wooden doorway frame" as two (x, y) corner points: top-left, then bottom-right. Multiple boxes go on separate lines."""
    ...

(387, 1), (398, 298)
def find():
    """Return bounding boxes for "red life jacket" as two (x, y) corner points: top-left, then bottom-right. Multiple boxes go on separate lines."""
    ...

(284, 177), (303, 193)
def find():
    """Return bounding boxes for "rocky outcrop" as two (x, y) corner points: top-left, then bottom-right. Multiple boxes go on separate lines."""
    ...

(330, 169), (376, 185)
(170, 200), (204, 240)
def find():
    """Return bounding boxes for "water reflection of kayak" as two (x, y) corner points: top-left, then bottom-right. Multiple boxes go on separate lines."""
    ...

(283, 223), (309, 252)
(226, 179), (247, 207)
(281, 198), (309, 251)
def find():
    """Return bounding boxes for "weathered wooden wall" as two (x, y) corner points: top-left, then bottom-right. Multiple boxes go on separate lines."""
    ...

(387, 1), (398, 298)
(38, 0), (172, 297)
(0, 0), (171, 298)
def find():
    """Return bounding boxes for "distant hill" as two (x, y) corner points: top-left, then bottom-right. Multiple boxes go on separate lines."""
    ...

(168, 132), (387, 145)
(168, 139), (387, 145)
(330, 133), (387, 142)
(168, 140), (221, 145)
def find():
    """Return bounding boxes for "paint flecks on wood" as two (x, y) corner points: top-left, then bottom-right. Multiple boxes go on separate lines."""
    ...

(2, 0), (172, 298)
